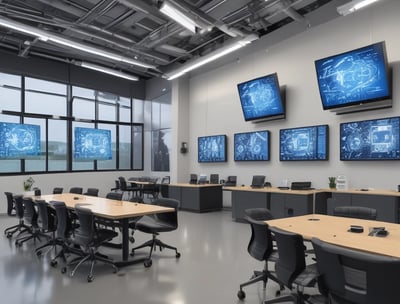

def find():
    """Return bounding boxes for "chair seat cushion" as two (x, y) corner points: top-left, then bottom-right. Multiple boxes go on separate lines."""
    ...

(135, 215), (175, 233)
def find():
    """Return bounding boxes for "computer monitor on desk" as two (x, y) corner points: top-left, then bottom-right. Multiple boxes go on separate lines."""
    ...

(251, 175), (266, 188)
(224, 176), (237, 187)
(189, 174), (198, 184)
(291, 181), (312, 190)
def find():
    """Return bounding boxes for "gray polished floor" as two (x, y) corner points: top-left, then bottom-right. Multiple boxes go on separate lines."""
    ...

(0, 210), (294, 304)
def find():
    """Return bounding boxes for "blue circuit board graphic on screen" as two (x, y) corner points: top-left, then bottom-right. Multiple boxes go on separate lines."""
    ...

(315, 42), (390, 109)
(74, 127), (112, 160)
(0, 122), (40, 159)
(234, 131), (269, 161)
(237, 73), (284, 121)
(198, 135), (226, 163)
(280, 125), (328, 161)
(340, 117), (400, 160)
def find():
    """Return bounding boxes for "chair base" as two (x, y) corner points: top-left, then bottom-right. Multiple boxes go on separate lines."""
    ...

(68, 248), (118, 282)
(130, 234), (181, 261)
(4, 222), (30, 238)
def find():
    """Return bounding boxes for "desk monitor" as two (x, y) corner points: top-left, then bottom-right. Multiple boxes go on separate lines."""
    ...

(209, 174), (219, 184)
(251, 175), (266, 188)
(198, 174), (208, 184)
(224, 176), (237, 186)
(189, 174), (198, 184)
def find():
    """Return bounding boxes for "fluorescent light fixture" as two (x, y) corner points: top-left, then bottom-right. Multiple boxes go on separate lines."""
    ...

(0, 16), (156, 69)
(79, 62), (139, 81)
(0, 18), (49, 41)
(160, 1), (197, 33)
(166, 35), (258, 80)
(337, 0), (380, 16)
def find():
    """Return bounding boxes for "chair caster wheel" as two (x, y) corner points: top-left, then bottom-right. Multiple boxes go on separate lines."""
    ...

(275, 290), (281, 297)
(61, 267), (67, 274)
(129, 237), (135, 243)
(144, 259), (152, 268)
(176, 252), (181, 258)
(130, 250), (135, 257)
(36, 250), (42, 257)
(7, 232), (12, 238)
(50, 260), (57, 267)
(237, 290), (246, 300)
(87, 275), (94, 282)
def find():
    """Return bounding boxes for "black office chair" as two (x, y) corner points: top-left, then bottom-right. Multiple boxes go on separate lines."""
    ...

(68, 205), (118, 282)
(224, 175), (237, 186)
(130, 198), (181, 267)
(52, 187), (63, 194)
(159, 176), (170, 198)
(105, 192), (123, 201)
(34, 199), (58, 257)
(237, 208), (283, 300)
(118, 176), (137, 200)
(312, 237), (400, 304)
(4, 194), (30, 238)
(264, 226), (319, 304)
(110, 180), (120, 192)
(69, 187), (83, 195)
(333, 206), (377, 220)
(83, 188), (99, 197)
(33, 187), (41, 196)
(141, 177), (160, 200)
(15, 197), (42, 247)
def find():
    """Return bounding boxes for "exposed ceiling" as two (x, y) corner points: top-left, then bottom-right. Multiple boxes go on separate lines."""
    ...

(0, 0), (335, 80)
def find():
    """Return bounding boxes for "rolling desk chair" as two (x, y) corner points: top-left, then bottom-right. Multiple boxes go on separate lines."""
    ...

(4, 194), (29, 238)
(130, 198), (181, 268)
(35, 199), (58, 257)
(264, 226), (319, 304)
(312, 237), (400, 304)
(83, 188), (99, 197)
(15, 197), (42, 247)
(237, 208), (283, 300)
(52, 187), (63, 194)
(69, 187), (83, 195)
(160, 176), (170, 198)
(68, 205), (118, 282)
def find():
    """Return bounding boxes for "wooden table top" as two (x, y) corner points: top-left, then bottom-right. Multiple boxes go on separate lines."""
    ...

(266, 214), (400, 258)
(36, 193), (173, 220)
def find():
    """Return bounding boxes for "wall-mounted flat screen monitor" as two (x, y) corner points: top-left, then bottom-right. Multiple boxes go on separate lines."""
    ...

(237, 73), (285, 122)
(234, 130), (270, 161)
(280, 125), (329, 161)
(198, 134), (227, 163)
(315, 41), (391, 112)
(0, 122), (41, 159)
(74, 127), (112, 160)
(340, 117), (400, 160)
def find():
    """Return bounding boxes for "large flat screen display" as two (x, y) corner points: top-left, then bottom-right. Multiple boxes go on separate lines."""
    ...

(74, 127), (112, 160)
(340, 117), (400, 160)
(237, 73), (285, 122)
(280, 125), (329, 161)
(198, 134), (227, 163)
(234, 130), (270, 161)
(315, 41), (391, 111)
(0, 122), (41, 159)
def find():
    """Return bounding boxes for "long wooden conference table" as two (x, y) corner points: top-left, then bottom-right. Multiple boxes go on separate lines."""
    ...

(266, 214), (400, 258)
(35, 193), (174, 267)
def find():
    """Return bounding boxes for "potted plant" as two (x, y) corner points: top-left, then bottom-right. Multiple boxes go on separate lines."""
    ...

(328, 177), (336, 189)
(23, 176), (35, 192)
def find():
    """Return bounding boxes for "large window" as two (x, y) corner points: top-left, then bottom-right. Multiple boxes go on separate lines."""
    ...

(0, 72), (144, 174)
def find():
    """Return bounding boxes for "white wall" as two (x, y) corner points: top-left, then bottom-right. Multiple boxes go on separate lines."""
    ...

(185, 0), (400, 190)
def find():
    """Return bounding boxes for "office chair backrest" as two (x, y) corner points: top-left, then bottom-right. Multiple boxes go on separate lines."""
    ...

(33, 188), (41, 196)
(52, 200), (72, 239)
(224, 176), (237, 186)
(244, 208), (274, 261)
(23, 197), (38, 226)
(5, 192), (14, 216)
(53, 187), (63, 194)
(74, 205), (95, 246)
(312, 237), (400, 304)
(14, 195), (24, 219)
(209, 174), (219, 184)
(84, 188), (99, 197)
(251, 175), (266, 188)
(36, 199), (56, 232)
(269, 226), (307, 287)
(118, 176), (129, 191)
(69, 187), (83, 194)
(153, 198), (179, 229)
(106, 192), (123, 201)
(333, 206), (377, 220)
